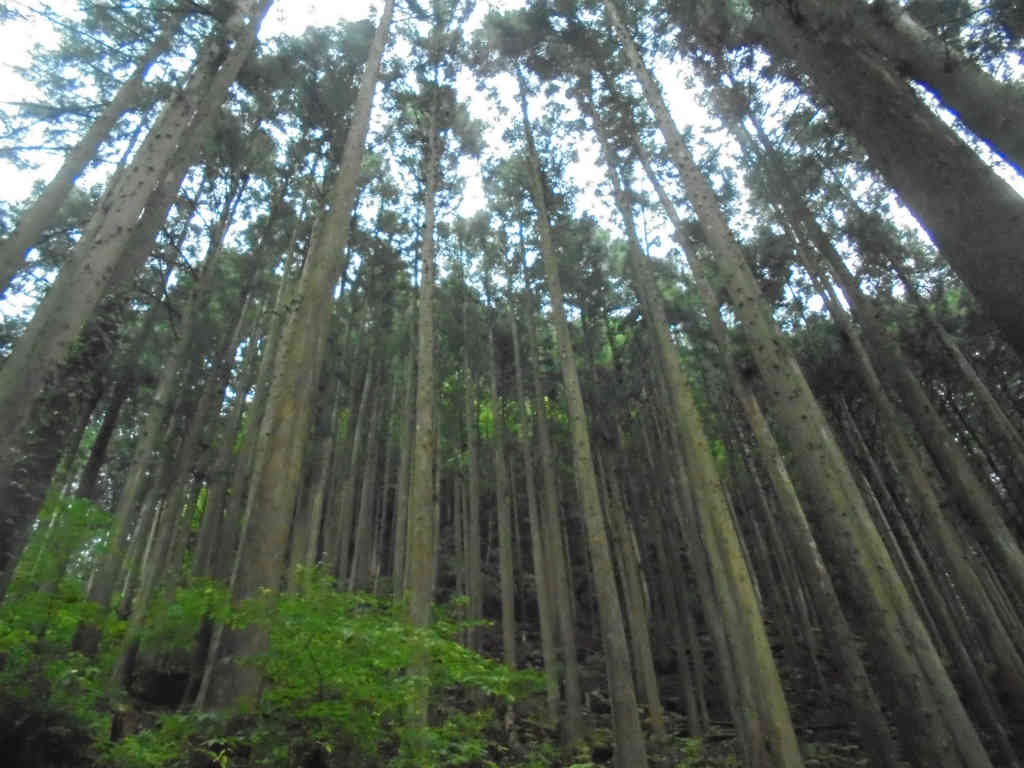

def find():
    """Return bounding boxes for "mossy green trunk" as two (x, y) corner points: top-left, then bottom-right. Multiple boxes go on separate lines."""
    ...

(518, 76), (647, 768)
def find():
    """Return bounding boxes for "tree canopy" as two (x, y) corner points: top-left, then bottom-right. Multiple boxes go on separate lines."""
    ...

(1, 1), (1023, 767)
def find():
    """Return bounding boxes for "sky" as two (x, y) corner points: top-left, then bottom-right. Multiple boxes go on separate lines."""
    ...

(0, 0), (379, 203)
(8, 1), (1014, 320)
(0, 0), (792, 316)
(264, 0), (375, 36)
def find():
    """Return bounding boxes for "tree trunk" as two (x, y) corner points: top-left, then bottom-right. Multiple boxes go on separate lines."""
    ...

(489, 323), (517, 670)
(407, 87), (442, 630)
(205, 0), (393, 707)
(333, 356), (374, 584)
(753, 1), (1024, 361)
(606, 4), (991, 762)
(75, 306), (159, 505)
(901, 268), (1024, 503)
(600, 448), (666, 739)
(392, 325), (415, 595)
(349, 384), (383, 592)
(526, 302), (584, 743)
(584, 64), (801, 761)
(0, 314), (112, 601)
(517, 72), (647, 768)
(0, 6), (183, 293)
(192, 326), (261, 581)
(510, 315), (560, 725)
(72, 178), (240, 655)
(785, 0), (1024, 174)
(0, 0), (272, 446)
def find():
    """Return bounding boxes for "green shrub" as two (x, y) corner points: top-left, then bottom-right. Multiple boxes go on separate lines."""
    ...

(2, 503), (547, 768)
(105, 571), (545, 767)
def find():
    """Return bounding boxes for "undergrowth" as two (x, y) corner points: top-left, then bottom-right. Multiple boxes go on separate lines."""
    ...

(0, 495), (755, 768)
(0, 495), (553, 767)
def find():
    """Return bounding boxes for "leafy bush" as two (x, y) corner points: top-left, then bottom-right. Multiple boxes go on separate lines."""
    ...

(105, 571), (545, 767)
(3, 499), (547, 768)
(0, 495), (121, 767)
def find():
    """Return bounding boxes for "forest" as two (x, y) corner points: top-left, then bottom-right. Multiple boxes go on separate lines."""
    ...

(0, 0), (1023, 766)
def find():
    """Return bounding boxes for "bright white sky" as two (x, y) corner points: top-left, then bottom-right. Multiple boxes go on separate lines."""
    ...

(264, 1), (375, 36)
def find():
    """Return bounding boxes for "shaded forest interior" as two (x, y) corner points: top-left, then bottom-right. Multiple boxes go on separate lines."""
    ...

(1, 0), (1024, 766)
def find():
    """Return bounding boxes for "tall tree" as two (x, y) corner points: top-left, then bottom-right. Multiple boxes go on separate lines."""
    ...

(206, 0), (394, 705)
(0, 1), (184, 294)
(402, 0), (480, 633)
(741, 1), (1024, 360)
(0, 0), (273, 599)
(514, 65), (648, 768)
(600, 1), (995, 764)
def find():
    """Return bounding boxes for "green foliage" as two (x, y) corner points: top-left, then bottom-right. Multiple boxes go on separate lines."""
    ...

(81, 572), (543, 768)
(139, 580), (231, 655)
(668, 734), (741, 768)
(3, 508), (547, 768)
(0, 508), (118, 766)
(218, 575), (543, 766)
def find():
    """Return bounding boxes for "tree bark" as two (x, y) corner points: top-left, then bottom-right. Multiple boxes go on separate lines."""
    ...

(518, 71), (647, 768)
(0, 0), (272, 446)
(752, 1), (1024, 361)
(407, 85), (442, 630)
(0, 6), (183, 294)
(779, 0), (1024, 175)
(525, 301), (584, 743)
(72, 177), (240, 655)
(583, 62), (801, 761)
(489, 323), (517, 671)
(510, 314), (560, 725)
(392, 322), (416, 595)
(606, 4), (991, 763)
(205, 0), (393, 706)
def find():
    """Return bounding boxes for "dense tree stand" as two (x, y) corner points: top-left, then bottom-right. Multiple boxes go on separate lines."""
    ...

(1, 1), (1023, 767)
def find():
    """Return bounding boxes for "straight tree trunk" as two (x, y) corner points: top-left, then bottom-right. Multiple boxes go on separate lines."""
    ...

(525, 302), (584, 743)
(460, 306), (484, 649)
(752, 1), (1024, 361)
(812, 221), (1024, 610)
(289, 359), (342, 591)
(651, 401), (747, 755)
(839, 400), (1023, 767)
(0, 79), (215, 603)
(407, 85), (442, 630)
(192, 328), (261, 581)
(0, 314), (112, 600)
(75, 307), (159, 504)
(724, 96), (1024, 615)
(205, 0), (393, 706)
(584, 73), (801, 763)
(0, 6), (183, 293)
(794, 0), (1024, 175)
(489, 323), (517, 670)
(392, 327), (416, 595)
(333, 357), (375, 584)
(517, 72), (647, 768)
(809, 262), (1024, 715)
(372, 374), (399, 593)
(0, 0), (272, 446)
(895, 266), (1024, 501)
(604, 5), (992, 763)
(648, 490), (701, 738)
(72, 177), (241, 655)
(600, 448), (666, 739)
(510, 315), (560, 725)
(349, 387), (383, 592)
